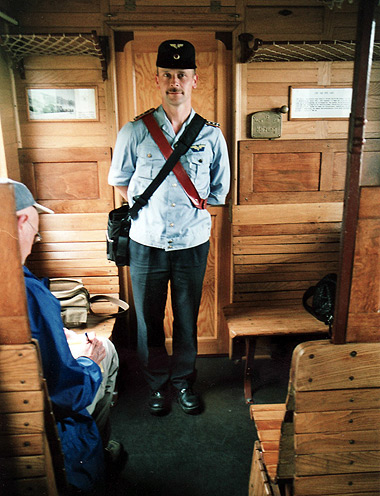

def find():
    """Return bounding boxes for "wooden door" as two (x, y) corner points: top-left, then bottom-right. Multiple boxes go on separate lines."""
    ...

(114, 31), (231, 354)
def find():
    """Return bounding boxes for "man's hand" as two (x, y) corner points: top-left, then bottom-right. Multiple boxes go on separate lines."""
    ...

(81, 335), (106, 366)
(66, 330), (106, 367)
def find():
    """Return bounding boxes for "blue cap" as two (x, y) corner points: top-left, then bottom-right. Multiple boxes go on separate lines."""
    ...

(0, 178), (54, 214)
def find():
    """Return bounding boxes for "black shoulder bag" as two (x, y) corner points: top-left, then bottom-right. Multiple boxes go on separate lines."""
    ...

(302, 273), (337, 333)
(107, 112), (206, 266)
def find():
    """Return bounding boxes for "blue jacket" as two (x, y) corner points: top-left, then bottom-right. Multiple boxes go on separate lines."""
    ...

(23, 266), (105, 492)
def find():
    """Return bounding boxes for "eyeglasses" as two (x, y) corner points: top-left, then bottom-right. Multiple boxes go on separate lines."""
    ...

(26, 220), (42, 243)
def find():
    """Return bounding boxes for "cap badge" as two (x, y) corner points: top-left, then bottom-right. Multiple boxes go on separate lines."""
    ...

(174, 54), (180, 60)
(170, 44), (183, 49)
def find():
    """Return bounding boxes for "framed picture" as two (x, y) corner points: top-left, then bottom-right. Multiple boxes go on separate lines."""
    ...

(289, 86), (352, 120)
(26, 87), (98, 121)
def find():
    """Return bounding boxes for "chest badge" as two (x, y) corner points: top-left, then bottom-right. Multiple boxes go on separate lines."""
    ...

(190, 144), (205, 152)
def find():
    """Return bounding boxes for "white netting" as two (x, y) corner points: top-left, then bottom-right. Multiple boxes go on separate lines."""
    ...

(247, 40), (380, 63)
(0, 33), (104, 62)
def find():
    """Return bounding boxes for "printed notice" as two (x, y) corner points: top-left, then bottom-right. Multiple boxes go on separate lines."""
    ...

(290, 87), (353, 119)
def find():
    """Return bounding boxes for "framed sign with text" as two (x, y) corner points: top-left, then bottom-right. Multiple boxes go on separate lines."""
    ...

(289, 86), (352, 120)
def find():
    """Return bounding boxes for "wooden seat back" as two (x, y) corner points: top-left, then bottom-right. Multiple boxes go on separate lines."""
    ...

(250, 339), (380, 495)
(0, 183), (66, 496)
(290, 339), (380, 495)
(233, 139), (345, 307)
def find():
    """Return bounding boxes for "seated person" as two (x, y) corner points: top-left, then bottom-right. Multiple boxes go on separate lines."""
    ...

(5, 178), (125, 494)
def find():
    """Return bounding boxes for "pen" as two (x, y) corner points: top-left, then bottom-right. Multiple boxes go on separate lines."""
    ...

(85, 332), (91, 342)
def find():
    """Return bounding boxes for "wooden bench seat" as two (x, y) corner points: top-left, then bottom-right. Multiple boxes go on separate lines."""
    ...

(72, 314), (117, 340)
(227, 187), (342, 402)
(249, 340), (380, 496)
(224, 304), (328, 402)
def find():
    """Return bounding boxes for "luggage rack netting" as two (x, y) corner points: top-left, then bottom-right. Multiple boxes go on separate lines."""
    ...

(0, 31), (108, 79)
(239, 35), (380, 63)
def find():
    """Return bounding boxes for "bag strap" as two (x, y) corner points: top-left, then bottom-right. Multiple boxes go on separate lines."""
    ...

(127, 110), (207, 219)
(89, 294), (129, 318)
(302, 285), (318, 320)
(141, 111), (207, 209)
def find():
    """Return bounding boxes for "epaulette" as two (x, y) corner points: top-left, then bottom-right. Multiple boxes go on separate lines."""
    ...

(206, 120), (220, 128)
(134, 108), (156, 121)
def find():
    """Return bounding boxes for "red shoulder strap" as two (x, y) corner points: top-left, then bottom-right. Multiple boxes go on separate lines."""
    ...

(142, 112), (207, 210)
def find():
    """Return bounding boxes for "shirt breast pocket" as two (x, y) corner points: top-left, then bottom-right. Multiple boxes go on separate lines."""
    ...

(186, 149), (212, 183)
(136, 146), (163, 179)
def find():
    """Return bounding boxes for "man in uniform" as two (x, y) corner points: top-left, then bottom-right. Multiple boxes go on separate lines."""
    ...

(108, 40), (230, 416)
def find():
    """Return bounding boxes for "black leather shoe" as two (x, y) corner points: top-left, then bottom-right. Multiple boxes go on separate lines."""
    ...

(149, 390), (170, 416)
(177, 388), (202, 415)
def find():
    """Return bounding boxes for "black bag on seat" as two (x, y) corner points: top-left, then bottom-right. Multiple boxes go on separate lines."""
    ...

(302, 273), (337, 330)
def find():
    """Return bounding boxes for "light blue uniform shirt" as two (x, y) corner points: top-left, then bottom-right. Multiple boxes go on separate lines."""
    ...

(108, 105), (230, 251)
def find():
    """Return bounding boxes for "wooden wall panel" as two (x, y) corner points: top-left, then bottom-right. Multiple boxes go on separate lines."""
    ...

(19, 147), (117, 299)
(346, 186), (380, 343)
(0, 53), (20, 179)
(234, 138), (345, 305)
(239, 139), (347, 204)
(0, 185), (31, 344)
(19, 147), (113, 213)
(26, 212), (118, 295)
(242, 62), (379, 143)
(232, 207), (341, 305)
(10, 52), (118, 301)
(15, 57), (108, 149)
(244, 4), (365, 41)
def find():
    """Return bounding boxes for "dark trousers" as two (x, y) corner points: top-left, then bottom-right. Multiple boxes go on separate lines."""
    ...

(129, 239), (209, 391)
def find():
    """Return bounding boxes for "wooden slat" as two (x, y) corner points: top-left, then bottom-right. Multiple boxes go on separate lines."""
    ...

(40, 230), (106, 242)
(294, 410), (380, 434)
(234, 242), (340, 255)
(254, 419), (284, 431)
(233, 222), (342, 237)
(0, 433), (44, 456)
(0, 476), (52, 495)
(235, 261), (339, 274)
(0, 412), (44, 435)
(358, 186), (380, 218)
(234, 291), (313, 303)
(291, 341), (380, 391)
(296, 451), (380, 476)
(233, 203), (344, 225)
(0, 185), (31, 344)
(29, 251), (109, 260)
(256, 430), (282, 442)
(39, 213), (108, 231)
(28, 267), (118, 277)
(72, 314), (116, 339)
(295, 388), (380, 413)
(294, 472), (380, 495)
(0, 345), (41, 391)
(27, 259), (115, 269)
(260, 440), (280, 452)
(0, 454), (46, 479)
(225, 305), (327, 338)
(250, 404), (286, 413)
(235, 280), (325, 293)
(295, 429), (380, 454)
(0, 391), (44, 413)
(234, 252), (339, 265)
(32, 242), (105, 252)
(235, 271), (332, 283)
(233, 234), (341, 245)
